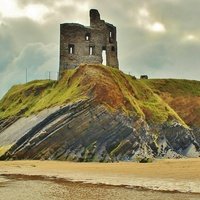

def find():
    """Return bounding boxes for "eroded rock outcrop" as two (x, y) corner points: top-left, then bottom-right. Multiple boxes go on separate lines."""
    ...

(0, 99), (199, 161)
(0, 64), (199, 161)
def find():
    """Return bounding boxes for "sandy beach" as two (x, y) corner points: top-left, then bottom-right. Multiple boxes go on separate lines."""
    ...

(0, 158), (200, 200)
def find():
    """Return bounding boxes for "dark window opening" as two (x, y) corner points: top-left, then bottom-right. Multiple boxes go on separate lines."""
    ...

(85, 33), (91, 41)
(68, 44), (75, 54)
(111, 46), (115, 51)
(102, 46), (106, 51)
(89, 46), (95, 55)
(109, 31), (114, 43)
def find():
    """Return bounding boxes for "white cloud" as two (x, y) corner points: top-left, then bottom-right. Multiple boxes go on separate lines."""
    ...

(184, 34), (199, 42)
(54, 0), (89, 11)
(0, 0), (50, 23)
(139, 8), (149, 17)
(148, 22), (166, 32)
(137, 7), (166, 33)
(76, 2), (89, 12)
(24, 4), (49, 23)
(54, 0), (74, 7)
(0, 0), (22, 18)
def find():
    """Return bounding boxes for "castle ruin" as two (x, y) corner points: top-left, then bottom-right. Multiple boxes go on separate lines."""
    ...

(59, 9), (119, 75)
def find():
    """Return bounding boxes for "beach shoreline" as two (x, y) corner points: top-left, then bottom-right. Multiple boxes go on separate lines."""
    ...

(0, 158), (200, 194)
(0, 173), (198, 195)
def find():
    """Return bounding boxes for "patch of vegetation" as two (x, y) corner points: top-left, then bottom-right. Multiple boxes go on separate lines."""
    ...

(143, 79), (200, 97)
(135, 156), (154, 163)
(0, 64), (199, 127)
(122, 75), (188, 126)
(0, 145), (12, 156)
(0, 80), (55, 119)
(0, 68), (88, 119)
(142, 79), (200, 126)
(110, 140), (130, 157)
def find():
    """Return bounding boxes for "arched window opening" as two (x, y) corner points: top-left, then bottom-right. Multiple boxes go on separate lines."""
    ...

(109, 31), (114, 43)
(89, 46), (95, 55)
(102, 47), (107, 65)
(111, 46), (115, 51)
(85, 33), (91, 41)
(68, 44), (75, 54)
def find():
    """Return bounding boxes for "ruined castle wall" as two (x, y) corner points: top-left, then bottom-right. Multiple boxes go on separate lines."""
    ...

(59, 9), (119, 74)
(105, 23), (118, 67)
(60, 24), (101, 70)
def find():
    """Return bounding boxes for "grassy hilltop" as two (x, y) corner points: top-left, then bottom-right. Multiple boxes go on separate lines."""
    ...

(0, 64), (200, 127)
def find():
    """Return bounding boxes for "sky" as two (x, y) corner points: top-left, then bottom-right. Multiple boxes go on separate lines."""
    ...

(0, 0), (200, 98)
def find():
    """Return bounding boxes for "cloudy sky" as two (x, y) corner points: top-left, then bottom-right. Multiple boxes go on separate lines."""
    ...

(0, 0), (200, 98)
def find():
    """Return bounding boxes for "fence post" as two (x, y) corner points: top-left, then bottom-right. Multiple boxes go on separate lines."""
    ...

(26, 68), (28, 83)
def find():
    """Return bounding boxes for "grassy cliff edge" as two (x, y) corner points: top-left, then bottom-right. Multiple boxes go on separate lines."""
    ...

(0, 64), (200, 128)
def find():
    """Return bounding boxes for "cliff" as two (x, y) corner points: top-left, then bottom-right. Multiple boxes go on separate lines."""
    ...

(0, 64), (199, 161)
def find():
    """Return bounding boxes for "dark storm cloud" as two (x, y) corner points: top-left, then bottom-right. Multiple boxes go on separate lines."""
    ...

(0, 0), (200, 98)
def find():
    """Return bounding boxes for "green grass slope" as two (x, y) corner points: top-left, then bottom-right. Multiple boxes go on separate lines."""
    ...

(0, 64), (199, 127)
(144, 79), (200, 127)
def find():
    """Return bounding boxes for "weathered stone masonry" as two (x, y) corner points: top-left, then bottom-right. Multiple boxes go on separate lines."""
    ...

(59, 9), (119, 75)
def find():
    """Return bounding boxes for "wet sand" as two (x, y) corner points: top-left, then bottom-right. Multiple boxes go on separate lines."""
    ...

(0, 158), (200, 199)
(0, 174), (200, 200)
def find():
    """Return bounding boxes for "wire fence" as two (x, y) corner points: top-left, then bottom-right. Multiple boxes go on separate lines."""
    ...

(25, 68), (59, 83)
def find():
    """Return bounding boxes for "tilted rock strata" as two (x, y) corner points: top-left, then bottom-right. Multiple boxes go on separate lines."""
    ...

(0, 99), (199, 161)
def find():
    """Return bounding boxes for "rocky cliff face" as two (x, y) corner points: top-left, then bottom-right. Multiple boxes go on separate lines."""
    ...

(0, 64), (199, 161)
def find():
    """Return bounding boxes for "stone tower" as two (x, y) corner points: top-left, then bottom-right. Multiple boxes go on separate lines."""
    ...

(59, 9), (119, 75)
